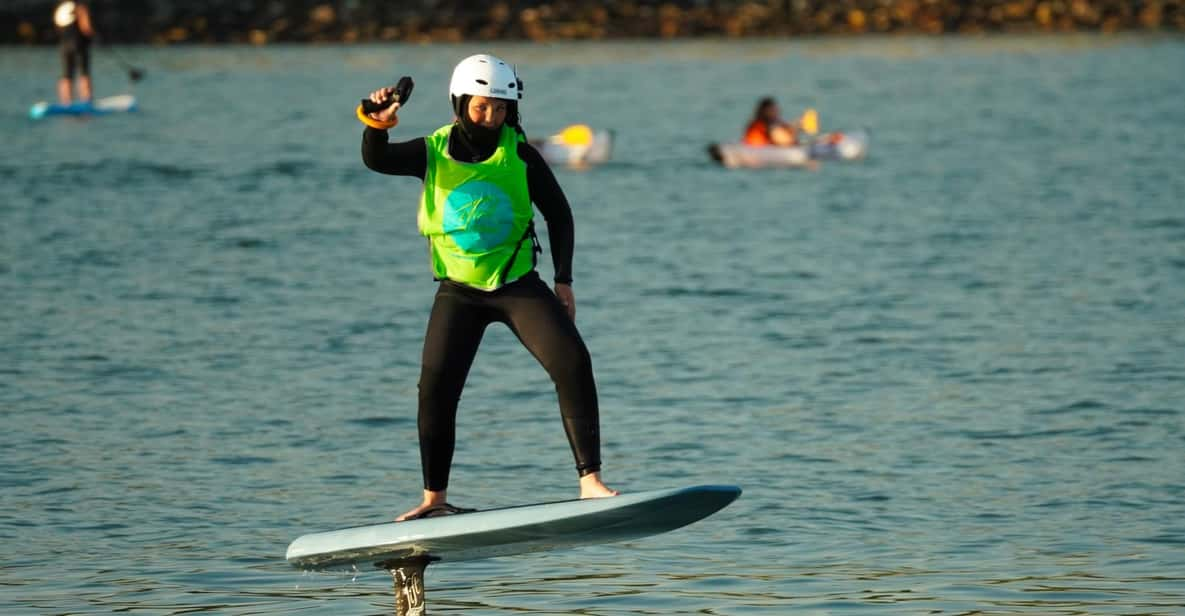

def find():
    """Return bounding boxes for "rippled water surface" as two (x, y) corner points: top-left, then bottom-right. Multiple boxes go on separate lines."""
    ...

(3, 37), (1184, 615)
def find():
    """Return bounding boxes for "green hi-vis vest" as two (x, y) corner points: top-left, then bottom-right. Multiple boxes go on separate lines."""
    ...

(418, 123), (536, 291)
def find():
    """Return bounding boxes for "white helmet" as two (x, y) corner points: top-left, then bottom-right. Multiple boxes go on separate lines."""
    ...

(448, 54), (522, 105)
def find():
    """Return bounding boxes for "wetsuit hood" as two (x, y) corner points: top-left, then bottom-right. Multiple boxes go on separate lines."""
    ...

(453, 93), (520, 156)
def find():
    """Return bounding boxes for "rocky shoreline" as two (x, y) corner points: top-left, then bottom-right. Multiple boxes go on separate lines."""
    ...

(6, 1), (1183, 45)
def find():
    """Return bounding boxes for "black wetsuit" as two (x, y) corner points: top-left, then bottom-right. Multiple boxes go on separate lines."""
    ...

(362, 124), (602, 491)
(57, 3), (91, 80)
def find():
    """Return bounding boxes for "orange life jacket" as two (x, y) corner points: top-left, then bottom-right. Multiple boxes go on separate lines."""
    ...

(742, 120), (771, 146)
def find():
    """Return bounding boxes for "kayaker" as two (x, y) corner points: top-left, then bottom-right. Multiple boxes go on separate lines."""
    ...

(742, 97), (798, 147)
(54, 1), (95, 105)
(357, 54), (619, 522)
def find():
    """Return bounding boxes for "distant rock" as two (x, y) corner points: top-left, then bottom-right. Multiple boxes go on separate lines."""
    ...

(3, 0), (1181, 44)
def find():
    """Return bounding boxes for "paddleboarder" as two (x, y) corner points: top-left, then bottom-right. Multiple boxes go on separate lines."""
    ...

(54, 1), (95, 105)
(357, 54), (618, 521)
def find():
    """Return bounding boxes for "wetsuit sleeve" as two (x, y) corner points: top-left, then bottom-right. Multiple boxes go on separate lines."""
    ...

(518, 142), (574, 284)
(361, 128), (427, 179)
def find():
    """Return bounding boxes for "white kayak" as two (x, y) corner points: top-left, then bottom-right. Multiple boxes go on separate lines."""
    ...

(30, 94), (138, 120)
(708, 129), (870, 169)
(531, 124), (614, 168)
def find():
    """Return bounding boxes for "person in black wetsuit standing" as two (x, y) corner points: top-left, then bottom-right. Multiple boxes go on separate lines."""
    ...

(54, 1), (95, 105)
(357, 54), (618, 521)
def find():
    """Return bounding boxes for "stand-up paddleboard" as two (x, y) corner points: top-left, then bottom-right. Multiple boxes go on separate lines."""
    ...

(29, 94), (138, 120)
(287, 484), (741, 572)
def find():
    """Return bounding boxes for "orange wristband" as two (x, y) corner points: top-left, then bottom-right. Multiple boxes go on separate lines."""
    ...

(356, 104), (398, 130)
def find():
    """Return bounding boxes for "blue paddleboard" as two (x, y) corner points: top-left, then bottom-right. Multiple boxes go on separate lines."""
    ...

(287, 484), (742, 571)
(30, 94), (138, 120)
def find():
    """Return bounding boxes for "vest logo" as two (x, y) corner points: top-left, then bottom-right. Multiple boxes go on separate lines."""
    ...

(442, 180), (514, 252)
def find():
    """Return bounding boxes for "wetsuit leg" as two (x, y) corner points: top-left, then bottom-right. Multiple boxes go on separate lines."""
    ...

(495, 273), (602, 476)
(417, 281), (493, 491)
(61, 44), (77, 80)
(77, 41), (91, 77)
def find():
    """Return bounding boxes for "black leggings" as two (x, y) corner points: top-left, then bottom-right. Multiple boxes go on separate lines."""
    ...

(417, 271), (601, 491)
(60, 43), (90, 79)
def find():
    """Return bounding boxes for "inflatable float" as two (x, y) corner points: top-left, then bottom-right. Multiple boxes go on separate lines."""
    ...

(531, 124), (614, 168)
(708, 129), (869, 169)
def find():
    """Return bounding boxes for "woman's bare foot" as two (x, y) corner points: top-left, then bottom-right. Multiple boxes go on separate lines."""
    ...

(579, 472), (619, 499)
(395, 489), (447, 521)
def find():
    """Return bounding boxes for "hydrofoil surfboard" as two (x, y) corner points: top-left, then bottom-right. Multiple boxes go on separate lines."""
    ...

(287, 484), (741, 571)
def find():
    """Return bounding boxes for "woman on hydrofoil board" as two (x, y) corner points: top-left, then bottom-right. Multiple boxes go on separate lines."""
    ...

(357, 54), (619, 521)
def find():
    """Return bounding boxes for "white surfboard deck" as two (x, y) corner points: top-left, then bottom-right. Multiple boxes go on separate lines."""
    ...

(287, 484), (741, 571)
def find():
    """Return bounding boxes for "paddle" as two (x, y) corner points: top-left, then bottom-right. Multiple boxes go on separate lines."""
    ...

(111, 52), (145, 82)
(798, 108), (819, 136)
(93, 35), (145, 82)
(797, 108), (847, 146)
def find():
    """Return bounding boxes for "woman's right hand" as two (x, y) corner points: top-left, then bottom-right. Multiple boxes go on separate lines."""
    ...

(366, 87), (401, 123)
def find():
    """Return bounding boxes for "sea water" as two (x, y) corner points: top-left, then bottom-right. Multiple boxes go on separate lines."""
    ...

(2, 36), (1184, 614)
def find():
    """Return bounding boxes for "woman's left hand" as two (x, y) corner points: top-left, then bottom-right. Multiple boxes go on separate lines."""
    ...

(555, 283), (576, 320)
